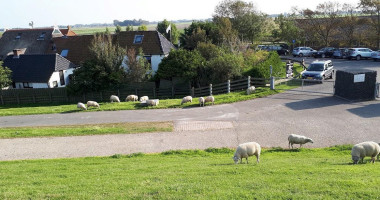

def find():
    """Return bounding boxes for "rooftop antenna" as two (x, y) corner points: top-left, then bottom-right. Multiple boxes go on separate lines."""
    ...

(29, 21), (34, 29)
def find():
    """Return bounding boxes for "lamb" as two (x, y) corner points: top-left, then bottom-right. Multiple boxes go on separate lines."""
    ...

(110, 95), (120, 103)
(204, 96), (215, 105)
(181, 96), (193, 105)
(126, 95), (138, 102)
(87, 101), (100, 109)
(77, 102), (87, 110)
(199, 97), (205, 107)
(351, 141), (380, 164)
(246, 86), (256, 95)
(146, 99), (159, 106)
(140, 96), (149, 102)
(288, 134), (314, 149)
(232, 142), (261, 164)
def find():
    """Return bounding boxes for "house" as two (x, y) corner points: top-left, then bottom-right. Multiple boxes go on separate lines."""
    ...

(2, 50), (76, 89)
(48, 31), (176, 73)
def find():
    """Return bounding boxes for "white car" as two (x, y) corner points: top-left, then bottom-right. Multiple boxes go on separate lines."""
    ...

(347, 48), (373, 60)
(301, 60), (334, 82)
(371, 50), (380, 61)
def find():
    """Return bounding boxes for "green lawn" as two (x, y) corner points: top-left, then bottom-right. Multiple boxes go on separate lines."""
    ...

(0, 122), (173, 138)
(0, 146), (379, 199)
(0, 86), (296, 117)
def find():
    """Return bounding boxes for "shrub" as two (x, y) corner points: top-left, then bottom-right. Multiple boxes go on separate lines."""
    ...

(244, 51), (284, 78)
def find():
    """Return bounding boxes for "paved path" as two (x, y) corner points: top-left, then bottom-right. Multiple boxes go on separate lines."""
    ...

(2, 84), (380, 161)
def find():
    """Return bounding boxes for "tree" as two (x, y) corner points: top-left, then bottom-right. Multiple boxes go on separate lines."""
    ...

(180, 21), (221, 49)
(336, 4), (362, 47)
(137, 25), (148, 31)
(115, 25), (122, 34)
(67, 34), (126, 94)
(272, 14), (301, 44)
(0, 62), (12, 89)
(105, 27), (111, 35)
(206, 53), (244, 83)
(126, 25), (134, 31)
(157, 19), (179, 44)
(359, 0), (380, 49)
(125, 48), (152, 82)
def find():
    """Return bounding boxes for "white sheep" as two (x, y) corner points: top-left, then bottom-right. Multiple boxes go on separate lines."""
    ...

(140, 96), (149, 102)
(87, 101), (100, 109)
(246, 86), (256, 95)
(77, 102), (87, 110)
(146, 99), (159, 106)
(351, 141), (380, 164)
(181, 96), (193, 105)
(204, 96), (215, 105)
(232, 142), (261, 164)
(199, 97), (205, 107)
(110, 95), (120, 103)
(288, 134), (314, 149)
(126, 95), (138, 102)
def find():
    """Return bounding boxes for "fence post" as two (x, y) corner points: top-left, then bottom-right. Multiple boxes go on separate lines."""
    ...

(16, 93), (20, 104)
(247, 76), (251, 88)
(227, 80), (230, 93)
(209, 84), (212, 96)
(191, 87), (195, 97)
(270, 77), (275, 90)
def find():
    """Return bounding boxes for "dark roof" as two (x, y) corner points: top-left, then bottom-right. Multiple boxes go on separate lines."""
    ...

(2, 54), (75, 83)
(0, 28), (63, 60)
(47, 31), (176, 65)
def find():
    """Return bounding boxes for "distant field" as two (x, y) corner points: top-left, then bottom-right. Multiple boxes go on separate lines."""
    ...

(72, 22), (192, 35)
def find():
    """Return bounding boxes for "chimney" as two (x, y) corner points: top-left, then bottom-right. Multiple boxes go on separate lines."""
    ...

(13, 48), (25, 58)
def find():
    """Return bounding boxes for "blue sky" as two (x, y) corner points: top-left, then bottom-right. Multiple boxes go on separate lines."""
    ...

(0, 0), (359, 28)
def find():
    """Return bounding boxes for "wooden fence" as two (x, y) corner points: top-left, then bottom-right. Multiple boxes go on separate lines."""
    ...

(0, 77), (269, 105)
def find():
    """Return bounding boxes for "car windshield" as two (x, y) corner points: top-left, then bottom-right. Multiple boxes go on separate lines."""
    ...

(307, 63), (324, 71)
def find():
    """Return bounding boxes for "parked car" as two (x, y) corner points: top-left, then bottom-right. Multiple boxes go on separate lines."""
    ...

(333, 48), (349, 59)
(301, 60), (334, 82)
(371, 50), (380, 61)
(347, 48), (373, 60)
(262, 45), (289, 55)
(314, 47), (336, 58)
(292, 47), (317, 57)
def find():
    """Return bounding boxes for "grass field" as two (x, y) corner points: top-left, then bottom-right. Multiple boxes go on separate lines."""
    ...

(0, 122), (173, 138)
(0, 146), (379, 199)
(0, 85), (297, 117)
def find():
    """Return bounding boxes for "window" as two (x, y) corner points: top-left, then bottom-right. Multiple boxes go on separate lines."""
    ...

(38, 32), (46, 40)
(23, 82), (32, 88)
(61, 50), (69, 57)
(134, 35), (144, 44)
(59, 70), (65, 86)
(52, 81), (58, 88)
(15, 33), (22, 40)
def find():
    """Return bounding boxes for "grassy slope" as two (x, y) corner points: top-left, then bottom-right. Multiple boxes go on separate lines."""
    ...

(0, 146), (379, 199)
(0, 122), (173, 138)
(0, 86), (296, 117)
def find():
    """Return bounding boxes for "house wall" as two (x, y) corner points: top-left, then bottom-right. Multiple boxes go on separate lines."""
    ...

(14, 82), (48, 89)
(122, 54), (166, 75)
(47, 68), (74, 88)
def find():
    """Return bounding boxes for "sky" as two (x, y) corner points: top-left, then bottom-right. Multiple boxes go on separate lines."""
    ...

(0, 0), (360, 28)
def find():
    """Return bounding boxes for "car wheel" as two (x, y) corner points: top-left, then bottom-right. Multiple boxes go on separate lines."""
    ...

(299, 53), (303, 57)
(356, 55), (361, 61)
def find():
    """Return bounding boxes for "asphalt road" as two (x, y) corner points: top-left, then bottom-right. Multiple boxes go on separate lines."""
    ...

(1, 57), (380, 161)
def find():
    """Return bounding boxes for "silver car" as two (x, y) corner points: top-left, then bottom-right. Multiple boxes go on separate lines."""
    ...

(292, 47), (317, 57)
(371, 50), (380, 61)
(301, 60), (334, 82)
(347, 48), (373, 60)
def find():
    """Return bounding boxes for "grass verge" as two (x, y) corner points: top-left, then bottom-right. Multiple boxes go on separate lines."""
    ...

(0, 85), (296, 117)
(1, 146), (379, 199)
(0, 122), (173, 138)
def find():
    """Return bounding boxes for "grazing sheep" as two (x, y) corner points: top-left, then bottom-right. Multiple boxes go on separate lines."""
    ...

(199, 97), (205, 107)
(77, 102), (87, 110)
(140, 96), (149, 102)
(87, 101), (100, 109)
(146, 99), (159, 106)
(288, 134), (314, 149)
(204, 96), (215, 105)
(181, 96), (193, 105)
(351, 141), (380, 164)
(126, 95), (138, 102)
(246, 86), (256, 95)
(110, 95), (120, 103)
(232, 142), (261, 164)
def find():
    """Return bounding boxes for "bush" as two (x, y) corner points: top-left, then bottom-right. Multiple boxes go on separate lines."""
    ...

(244, 51), (284, 78)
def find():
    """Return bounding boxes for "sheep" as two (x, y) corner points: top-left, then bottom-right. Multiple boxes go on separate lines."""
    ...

(351, 141), (380, 164)
(199, 97), (205, 107)
(87, 101), (100, 109)
(204, 96), (215, 105)
(110, 95), (120, 103)
(181, 96), (193, 105)
(126, 95), (138, 102)
(246, 86), (256, 95)
(77, 102), (87, 110)
(146, 99), (159, 106)
(288, 134), (314, 149)
(140, 96), (149, 102)
(232, 142), (261, 164)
